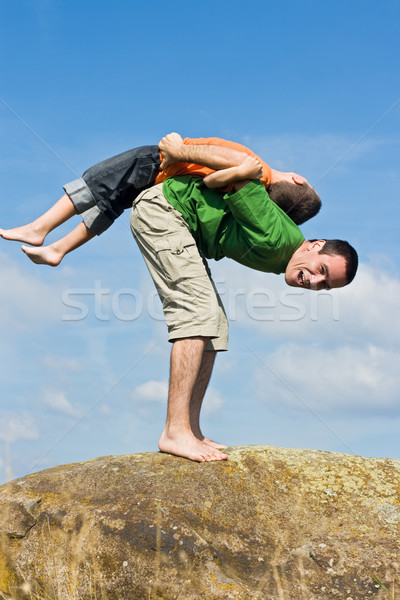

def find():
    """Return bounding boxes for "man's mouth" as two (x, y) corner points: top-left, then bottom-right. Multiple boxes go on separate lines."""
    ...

(298, 270), (306, 286)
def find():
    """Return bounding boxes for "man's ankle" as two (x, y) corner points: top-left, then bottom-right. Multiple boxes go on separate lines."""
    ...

(162, 424), (193, 440)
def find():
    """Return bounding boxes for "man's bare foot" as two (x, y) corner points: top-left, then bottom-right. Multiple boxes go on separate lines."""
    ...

(0, 224), (45, 246)
(21, 244), (63, 266)
(191, 428), (227, 449)
(193, 431), (227, 449)
(203, 438), (228, 450)
(159, 429), (228, 462)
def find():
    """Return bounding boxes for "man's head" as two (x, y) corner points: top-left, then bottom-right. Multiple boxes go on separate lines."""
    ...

(285, 239), (358, 290)
(268, 171), (321, 225)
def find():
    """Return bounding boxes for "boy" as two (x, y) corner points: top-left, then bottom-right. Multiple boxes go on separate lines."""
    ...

(0, 133), (320, 265)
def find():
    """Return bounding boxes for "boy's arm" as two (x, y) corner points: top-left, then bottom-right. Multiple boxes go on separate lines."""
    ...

(159, 132), (248, 170)
(202, 156), (263, 189)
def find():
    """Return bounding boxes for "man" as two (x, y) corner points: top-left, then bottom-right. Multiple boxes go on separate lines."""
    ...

(130, 138), (358, 463)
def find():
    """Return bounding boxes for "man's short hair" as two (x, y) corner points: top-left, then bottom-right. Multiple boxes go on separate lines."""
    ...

(268, 181), (321, 225)
(317, 239), (359, 285)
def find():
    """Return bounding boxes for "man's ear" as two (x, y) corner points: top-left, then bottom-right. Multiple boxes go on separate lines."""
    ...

(292, 174), (307, 186)
(307, 239), (326, 251)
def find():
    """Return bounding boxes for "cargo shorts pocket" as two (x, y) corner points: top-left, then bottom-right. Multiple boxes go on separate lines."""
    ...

(153, 233), (207, 285)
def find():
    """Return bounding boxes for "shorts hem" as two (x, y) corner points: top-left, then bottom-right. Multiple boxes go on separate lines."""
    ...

(168, 330), (228, 351)
(206, 340), (229, 352)
(63, 178), (97, 213)
(80, 205), (114, 235)
(168, 328), (220, 342)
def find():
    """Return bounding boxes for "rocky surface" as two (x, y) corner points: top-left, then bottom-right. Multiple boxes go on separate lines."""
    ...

(0, 445), (399, 600)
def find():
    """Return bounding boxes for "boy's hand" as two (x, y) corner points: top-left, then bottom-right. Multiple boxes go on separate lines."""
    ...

(159, 132), (184, 169)
(236, 156), (263, 180)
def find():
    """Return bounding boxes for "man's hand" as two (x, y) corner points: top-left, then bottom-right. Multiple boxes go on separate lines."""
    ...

(159, 132), (184, 169)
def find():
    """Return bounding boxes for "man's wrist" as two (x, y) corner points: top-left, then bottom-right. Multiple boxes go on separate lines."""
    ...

(173, 145), (186, 161)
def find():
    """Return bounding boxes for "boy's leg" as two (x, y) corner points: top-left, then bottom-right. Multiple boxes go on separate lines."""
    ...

(64, 145), (161, 234)
(0, 194), (76, 245)
(22, 221), (95, 266)
(1, 145), (161, 245)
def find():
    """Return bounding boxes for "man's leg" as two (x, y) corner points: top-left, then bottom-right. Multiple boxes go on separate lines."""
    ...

(131, 184), (229, 461)
(159, 338), (228, 462)
(190, 349), (226, 449)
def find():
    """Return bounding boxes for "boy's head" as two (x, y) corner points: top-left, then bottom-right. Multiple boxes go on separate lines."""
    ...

(268, 179), (321, 225)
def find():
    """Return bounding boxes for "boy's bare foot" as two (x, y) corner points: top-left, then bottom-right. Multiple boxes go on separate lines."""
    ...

(159, 429), (228, 462)
(0, 224), (45, 246)
(21, 244), (63, 266)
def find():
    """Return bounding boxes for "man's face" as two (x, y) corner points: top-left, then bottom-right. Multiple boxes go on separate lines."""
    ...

(285, 241), (348, 291)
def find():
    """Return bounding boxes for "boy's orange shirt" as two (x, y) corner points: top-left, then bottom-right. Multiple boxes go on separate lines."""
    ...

(155, 137), (272, 189)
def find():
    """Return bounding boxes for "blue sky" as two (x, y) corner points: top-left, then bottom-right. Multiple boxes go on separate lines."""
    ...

(1, 0), (399, 483)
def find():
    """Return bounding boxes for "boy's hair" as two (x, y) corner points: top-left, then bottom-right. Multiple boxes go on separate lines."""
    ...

(268, 181), (321, 225)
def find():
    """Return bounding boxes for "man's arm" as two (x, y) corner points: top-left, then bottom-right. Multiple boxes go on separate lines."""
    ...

(159, 132), (248, 170)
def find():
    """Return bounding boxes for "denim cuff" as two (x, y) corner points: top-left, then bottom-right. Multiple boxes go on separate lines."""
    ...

(63, 178), (96, 214)
(79, 205), (113, 236)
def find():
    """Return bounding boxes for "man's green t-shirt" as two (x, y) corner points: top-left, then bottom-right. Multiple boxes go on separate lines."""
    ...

(162, 177), (305, 274)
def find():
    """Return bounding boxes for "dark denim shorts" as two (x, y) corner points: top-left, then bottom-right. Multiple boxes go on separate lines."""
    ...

(63, 145), (161, 235)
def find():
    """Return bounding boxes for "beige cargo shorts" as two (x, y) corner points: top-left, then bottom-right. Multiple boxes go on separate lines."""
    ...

(130, 183), (228, 351)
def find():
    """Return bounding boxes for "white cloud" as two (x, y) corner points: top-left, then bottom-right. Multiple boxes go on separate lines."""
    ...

(210, 257), (400, 418)
(202, 388), (224, 414)
(42, 354), (81, 371)
(255, 343), (400, 416)
(0, 251), (67, 330)
(336, 263), (400, 347)
(0, 413), (40, 444)
(43, 389), (82, 418)
(134, 380), (168, 403)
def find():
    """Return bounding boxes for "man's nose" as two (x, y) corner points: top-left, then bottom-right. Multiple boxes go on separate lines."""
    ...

(310, 273), (324, 288)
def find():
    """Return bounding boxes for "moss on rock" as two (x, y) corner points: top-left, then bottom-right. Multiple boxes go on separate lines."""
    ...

(0, 446), (399, 599)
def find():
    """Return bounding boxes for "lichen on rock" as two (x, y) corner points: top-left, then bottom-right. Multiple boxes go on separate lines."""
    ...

(0, 445), (399, 599)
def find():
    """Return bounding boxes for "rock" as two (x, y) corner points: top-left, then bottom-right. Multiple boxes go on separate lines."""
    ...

(0, 445), (399, 599)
